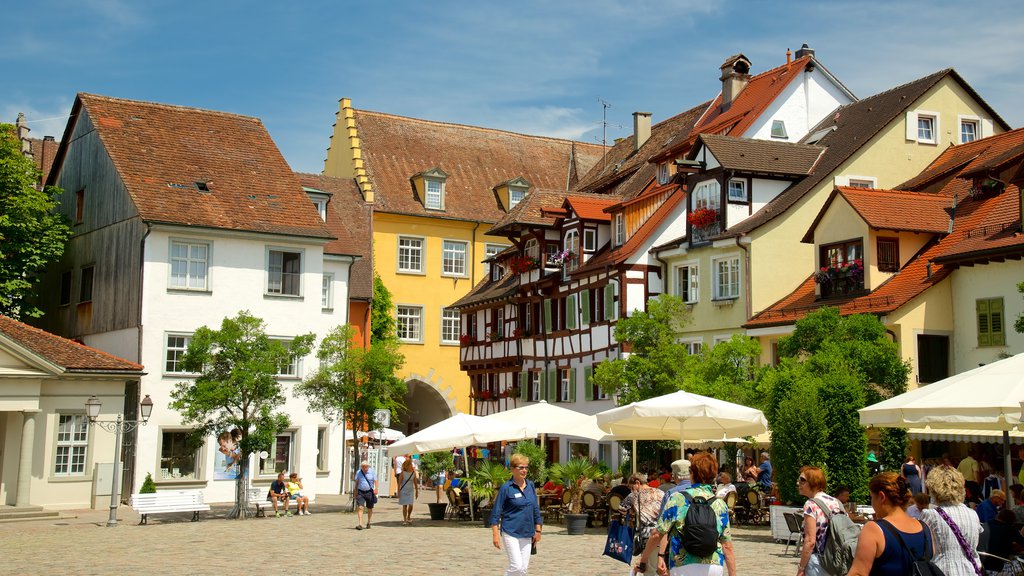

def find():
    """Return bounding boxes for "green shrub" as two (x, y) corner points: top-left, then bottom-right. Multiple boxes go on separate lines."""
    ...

(139, 472), (157, 494)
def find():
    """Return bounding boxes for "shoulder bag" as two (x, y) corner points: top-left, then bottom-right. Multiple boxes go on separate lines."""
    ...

(603, 512), (634, 565)
(934, 507), (983, 576)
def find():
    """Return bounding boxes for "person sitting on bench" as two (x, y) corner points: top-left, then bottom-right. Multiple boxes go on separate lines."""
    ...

(269, 472), (291, 517)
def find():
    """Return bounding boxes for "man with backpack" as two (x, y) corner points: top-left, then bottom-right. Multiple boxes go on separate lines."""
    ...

(654, 452), (737, 576)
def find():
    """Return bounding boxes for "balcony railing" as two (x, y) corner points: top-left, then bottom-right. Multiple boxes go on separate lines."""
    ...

(690, 222), (721, 245)
(818, 275), (866, 299)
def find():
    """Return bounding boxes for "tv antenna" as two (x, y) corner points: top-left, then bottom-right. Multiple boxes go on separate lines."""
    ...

(597, 98), (621, 168)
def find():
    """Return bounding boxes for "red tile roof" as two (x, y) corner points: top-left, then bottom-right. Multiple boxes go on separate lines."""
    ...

(574, 188), (685, 274)
(490, 188), (615, 235)
(350, 108), (606, 223)
(803, 187), (953, 243)
(0, 315), (143, 373)
(933, 185), (1024, 263)
(899, 128), (1024, 191)
(295, 173), (373, 300)
(565, 196), (615, 222)
(48, 93), (333, 240)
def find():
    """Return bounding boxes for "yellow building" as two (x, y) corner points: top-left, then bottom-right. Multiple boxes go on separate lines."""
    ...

(323, 99), (604, 432)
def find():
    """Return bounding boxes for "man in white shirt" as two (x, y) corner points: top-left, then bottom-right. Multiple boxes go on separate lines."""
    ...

(715, 471), (737, 500)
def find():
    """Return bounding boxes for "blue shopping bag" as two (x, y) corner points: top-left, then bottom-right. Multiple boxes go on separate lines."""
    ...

(603, 514), (634, 565)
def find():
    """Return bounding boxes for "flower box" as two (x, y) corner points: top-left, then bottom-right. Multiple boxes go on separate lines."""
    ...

(687, 208), (719, 228)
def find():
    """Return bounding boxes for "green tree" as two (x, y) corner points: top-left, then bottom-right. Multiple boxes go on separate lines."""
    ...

(766, 364), (828, 504)
(593, 294), (692, 404)
(294, 323), (406, 505)
(1016, 281), (1024, 334)
(370, 273), (396, 342)
(0, 123), (71, 318)
(170, 311), (314, 518)
(684, 334), (766, 409)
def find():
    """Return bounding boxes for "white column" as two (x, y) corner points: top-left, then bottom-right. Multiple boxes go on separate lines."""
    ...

(16, 410), (41, 507)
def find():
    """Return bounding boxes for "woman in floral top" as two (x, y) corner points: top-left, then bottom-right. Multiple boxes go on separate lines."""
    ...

(796, 465), (845, 576)
(620, 473), (665, 575)
(656, 452), (736, 576)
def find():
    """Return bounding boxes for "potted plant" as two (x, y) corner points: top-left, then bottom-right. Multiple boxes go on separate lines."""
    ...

(419, 451), (455, 519)
(469, 460), (511, 527)
(549, 457), (602, 535)
(687, 207), (718, 228)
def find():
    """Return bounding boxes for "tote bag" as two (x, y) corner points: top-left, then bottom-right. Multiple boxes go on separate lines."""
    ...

(604, 514), (634, 565)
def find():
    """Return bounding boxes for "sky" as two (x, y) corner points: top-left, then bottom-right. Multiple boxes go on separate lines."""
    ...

(3, 1), (1022, 174)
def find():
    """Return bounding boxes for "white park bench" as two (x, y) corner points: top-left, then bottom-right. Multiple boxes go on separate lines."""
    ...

(131, 490), (211, 525)
(248, 487), (315, 517)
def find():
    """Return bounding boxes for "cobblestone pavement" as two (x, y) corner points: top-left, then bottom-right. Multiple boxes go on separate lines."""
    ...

(2, 493), (800, 575)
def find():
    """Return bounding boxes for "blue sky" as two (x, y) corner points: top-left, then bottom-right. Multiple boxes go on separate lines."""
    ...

(3, 1), (1021, 174)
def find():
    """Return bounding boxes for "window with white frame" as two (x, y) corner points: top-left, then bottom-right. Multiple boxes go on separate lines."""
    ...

(917, 114), (937, 144)
(524, 238), (539, 260)
(682, 339), (702, 355)
(564, 230), (580, 274)
(493, 308), (504, 339)
(771, 120), (788, 139)
(169, 240), (210, 291)
(159, 430), (198, 480)
(267, 249), (302, 296)
(509, 185), (526, 208)
(693, 180), (721, 211)
(583, 229), (596, 252)
(316, 427), (328, 471)
(397, 305), (423, 342)
(442, 240), (468, 277)
(614, 213), (625, 246)
(485, 243), (506, 275)
(713, 256), (740, 300)
(397, 237), (424, 273)
(441, 308), (460, 344)
(275, 340), (300, 378)
(311, 197), (327, 221)
(425, 178), (444, 209)
(321, 273), (334, 310)
(848, 178), (875, 189)
(54, 414), (89, 476)
(960, 119), (979, 143)
(259, 432), (294, 476)
(530, 371), (541, 402)
(675, 264), (699, 304)
(165, 334), (193, 374)
(657, 162), (670, 185)
(559, 369), (571, 402)
(728, 179), (747, 202)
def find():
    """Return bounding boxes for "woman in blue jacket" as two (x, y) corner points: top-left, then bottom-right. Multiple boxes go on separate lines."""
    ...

(490, 454), (542, 576)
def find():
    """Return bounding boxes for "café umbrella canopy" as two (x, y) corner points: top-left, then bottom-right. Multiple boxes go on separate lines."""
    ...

(486, 400), (610, 441)
(595, 390), (768, 448)
(859, 352), (1024, 502)
(367, 428), (406, 442)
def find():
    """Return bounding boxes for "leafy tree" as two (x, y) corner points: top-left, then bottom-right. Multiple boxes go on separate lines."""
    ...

(170, 311), (314, 518)
(818, 368), (869, 502)
(0, 123), (71, 318)
(294, 323), (406, 504)
(370, 273), (396, 342)
(593, 294), (692, 404)
(1016, 281), (1024, 334)
(767, 364), (827, 504)
(684, 334), (766, 409)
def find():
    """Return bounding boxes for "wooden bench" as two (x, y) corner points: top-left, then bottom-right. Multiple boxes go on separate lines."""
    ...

(131, 490), (211, 525)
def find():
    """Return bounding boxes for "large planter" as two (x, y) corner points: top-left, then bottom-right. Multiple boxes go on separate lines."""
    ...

(565, 513), (589, 535)
(427, 502), (448, 521)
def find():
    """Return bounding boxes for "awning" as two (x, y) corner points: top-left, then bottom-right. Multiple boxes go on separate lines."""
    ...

(908, 428), (1024, 445)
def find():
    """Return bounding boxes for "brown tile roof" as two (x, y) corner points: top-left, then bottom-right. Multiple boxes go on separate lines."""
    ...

(933, 186), (1023, 262)
(352, 108), (606, 223)
(809, 187), (952, 242)
(694, 134), (825, 176)
(49, 93), (333, 240)
(449, 271), (520, 310)
(574, 188), (686, 274)
(575, 102), (709, 197)
(0, 315), (143, 373)
(724, 69), (969, 238)
(27, 137), (59, 186)
(489, 189), (616, 235)
(565, 196), (615, 221)
(898, 127), (1024, 191)
(745, 239), (953, 329)
(295, 173), (373, 300)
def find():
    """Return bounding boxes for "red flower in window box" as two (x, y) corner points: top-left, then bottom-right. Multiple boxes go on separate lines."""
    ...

(687, 208), (718, 228)
(512, 327), (525, 338)
(479, 390), (493, 401)
(509, 256), (541, 274)
(459, 334), (474, 345)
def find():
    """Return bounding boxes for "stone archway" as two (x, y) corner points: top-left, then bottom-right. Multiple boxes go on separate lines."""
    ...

(393, 376), (455, 436)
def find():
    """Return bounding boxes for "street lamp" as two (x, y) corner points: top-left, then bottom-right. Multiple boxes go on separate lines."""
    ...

(85, 394), (154, 527)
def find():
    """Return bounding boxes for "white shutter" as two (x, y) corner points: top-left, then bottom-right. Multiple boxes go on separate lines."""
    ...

(981, 118), (994, 138)
(906, 111), (918, 140)
(689, 266), (699, 304)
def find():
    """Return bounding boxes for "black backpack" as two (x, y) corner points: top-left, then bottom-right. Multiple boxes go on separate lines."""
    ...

(667, 490), (720, 560)
(876, 519), (946, 576)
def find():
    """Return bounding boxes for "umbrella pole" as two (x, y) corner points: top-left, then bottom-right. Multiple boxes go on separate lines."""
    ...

(1005, 431), (1015, 507)
(632, 439), (637, 474)
(464, 446), (475, 521)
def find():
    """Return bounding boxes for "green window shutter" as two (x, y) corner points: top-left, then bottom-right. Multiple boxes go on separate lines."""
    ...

(569, 368), (577, 402)
(567, 294), (577, 330)
(547, 367), (557, 402)
(977, 299), (991, 347)
(584, 365), (594, 401)
(581, 290), (591, 325)
(543, 300), (552, 333)
(604, 284), (615, 321)
(519, 371), (529, 401)
(991, 298), (1005, 346)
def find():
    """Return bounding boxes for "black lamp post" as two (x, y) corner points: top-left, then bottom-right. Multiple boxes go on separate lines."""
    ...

(85, 394), (154, 527)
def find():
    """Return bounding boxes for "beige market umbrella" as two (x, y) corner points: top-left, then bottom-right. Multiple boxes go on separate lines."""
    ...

(859, 352), (1024, 502)
(486, 400), (611, 441)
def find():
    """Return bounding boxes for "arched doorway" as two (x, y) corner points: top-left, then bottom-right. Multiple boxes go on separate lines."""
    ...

(393, 378), (453, 436)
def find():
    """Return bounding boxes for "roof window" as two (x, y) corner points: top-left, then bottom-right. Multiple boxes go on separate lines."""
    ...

(770, 120), (788, 139)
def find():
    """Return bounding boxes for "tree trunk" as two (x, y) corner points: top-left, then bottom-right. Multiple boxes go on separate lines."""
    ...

(227, 451), (254, 519)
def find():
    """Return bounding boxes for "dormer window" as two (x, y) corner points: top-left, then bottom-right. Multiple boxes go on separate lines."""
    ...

(771, 120), (788, 139)
(657, 163), (670, 185)
(311, 198), (327, 220)
(614, 213), (625, 246)
(425, 178), (444, 210)
(304, 187), (331, 221)
(509, 185), (526, 208)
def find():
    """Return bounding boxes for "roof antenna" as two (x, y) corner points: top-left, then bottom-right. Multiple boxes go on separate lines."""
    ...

(596, 98), (620, 169)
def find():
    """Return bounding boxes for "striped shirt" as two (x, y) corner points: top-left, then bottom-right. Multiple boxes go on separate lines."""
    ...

(920, 504), (983, 576)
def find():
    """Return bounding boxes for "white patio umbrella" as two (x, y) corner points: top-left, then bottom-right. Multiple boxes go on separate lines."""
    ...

(595, 390), (768, 451)
(386, 413), (537, 520)
(859, 352), (1024, 502)
(486, 400), (611, 441)
(367, 427), (406, 442)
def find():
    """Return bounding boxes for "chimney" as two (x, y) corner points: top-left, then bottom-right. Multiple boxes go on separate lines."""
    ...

(632, 112), (652, 151)
(16, 112), (32, 159)
(719, 54), (752, 112)
(795, 43), (815, 60)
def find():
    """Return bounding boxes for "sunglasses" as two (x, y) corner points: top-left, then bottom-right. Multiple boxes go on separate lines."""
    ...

(514, 466), (529, 470)
(797, 477), (808, 484)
